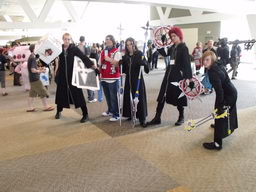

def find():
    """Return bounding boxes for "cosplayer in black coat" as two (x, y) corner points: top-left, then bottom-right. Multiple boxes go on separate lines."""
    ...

(121, 50), (149, 126)
(157, 43), (192, 106)
(55, 44), (93, 116)
(148, 26), (193, 127)
(208, 62), (238, 145)
(217, 38), (230, 67)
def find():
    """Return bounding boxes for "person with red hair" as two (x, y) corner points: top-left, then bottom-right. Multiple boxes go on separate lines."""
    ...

(147, 26), (193, 126)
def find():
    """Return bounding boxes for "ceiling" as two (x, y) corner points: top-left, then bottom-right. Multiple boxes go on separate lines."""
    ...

(0, 0), (256, 22)
(0, 0), (256, 43)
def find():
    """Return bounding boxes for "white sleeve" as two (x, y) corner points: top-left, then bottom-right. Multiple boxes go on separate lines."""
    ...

(114, 52), (122, 61)
(98, 55), (102, 66)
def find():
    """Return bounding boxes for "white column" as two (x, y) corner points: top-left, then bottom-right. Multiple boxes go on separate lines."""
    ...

(247, 14), (256, 39)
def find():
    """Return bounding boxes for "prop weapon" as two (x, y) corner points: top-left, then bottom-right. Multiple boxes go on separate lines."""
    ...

(153, 25), (172, 49)
(131, 21), (153, 127)
(185, 107), (231, 134)
(216, 38), (256, 50)
(118, 44), (124, 126)
(172, 76), (204, 100)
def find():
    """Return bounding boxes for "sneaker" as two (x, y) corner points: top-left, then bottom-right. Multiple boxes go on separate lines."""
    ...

(88, 98), (97, 103)
(109, 116), (120, 122)
(102, 111), (113, 117)
(2, 93), (8, 96)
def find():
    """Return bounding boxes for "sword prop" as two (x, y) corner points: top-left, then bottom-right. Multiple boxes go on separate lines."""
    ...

(185, 108), (229, 131)
(130, 92), (136, 126)
(131, 21), (153, 127)
(118, 64), (124, 126)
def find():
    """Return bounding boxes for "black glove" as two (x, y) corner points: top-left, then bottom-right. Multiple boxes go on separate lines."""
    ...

(188, 81), (194, 90)
(161, 34), (167, 44)
(94, 68), (100, 76)
(216, 107), (225, 116)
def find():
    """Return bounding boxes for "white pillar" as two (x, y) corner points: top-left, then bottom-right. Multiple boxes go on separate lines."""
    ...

(247, 14), (256, 39)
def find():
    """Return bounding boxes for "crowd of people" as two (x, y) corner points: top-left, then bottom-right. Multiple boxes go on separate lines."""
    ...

(0, 26), (240, 150)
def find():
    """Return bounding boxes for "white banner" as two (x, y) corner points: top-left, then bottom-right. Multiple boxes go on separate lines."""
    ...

(72, 57), (100, 91)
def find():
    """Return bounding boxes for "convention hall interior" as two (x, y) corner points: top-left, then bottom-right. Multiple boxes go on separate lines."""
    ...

(0, 0), (256, 191)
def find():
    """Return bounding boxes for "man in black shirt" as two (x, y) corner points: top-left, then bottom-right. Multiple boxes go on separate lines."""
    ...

(203, 40), (217, 56)
(0, 49), (8, 96)
(27, 44), (54, 112)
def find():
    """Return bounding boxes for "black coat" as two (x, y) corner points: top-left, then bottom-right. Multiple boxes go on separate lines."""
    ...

(208, 62), (238, 138)
(121, 50), (149, 121)
(157, 43), (192, 106)
(217, 45), (230, 66)
(203, 48), (217, 56)
(55, 44), (93, 108)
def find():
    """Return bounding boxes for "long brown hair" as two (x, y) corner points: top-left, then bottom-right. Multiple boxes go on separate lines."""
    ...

(125, 37), (138, 55)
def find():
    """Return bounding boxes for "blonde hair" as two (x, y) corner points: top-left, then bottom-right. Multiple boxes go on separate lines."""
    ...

(202, 51), (217, 64)
(62, 33), (71, 40)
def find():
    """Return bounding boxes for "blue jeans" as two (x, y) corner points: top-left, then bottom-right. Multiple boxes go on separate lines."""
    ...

(87, 90), (95, 101)
(101, 80), (119, 117)
(164, 56), (170, 68)
(98, 83), (104, 102)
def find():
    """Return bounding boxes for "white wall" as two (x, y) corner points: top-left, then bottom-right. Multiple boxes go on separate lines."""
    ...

(182, 28), (198, 54)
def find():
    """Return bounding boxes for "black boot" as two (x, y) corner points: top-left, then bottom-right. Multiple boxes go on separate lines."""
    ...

(175, 115), (184, 126)
(175, 106), (184, 126)
(80, 114), (88, 123)
(203, 142), (222, 150)
(140, 120), (147, 128)
(147, 113), (161, 126)
(55, 112), (61, 119)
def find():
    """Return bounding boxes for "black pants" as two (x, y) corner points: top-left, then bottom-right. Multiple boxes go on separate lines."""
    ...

(214, 133), (222, 146)
(152, 53), (159, 69)
(156, 97), (184, 117)
(57, 105), (88, 116)
(13, 72), (21, 86)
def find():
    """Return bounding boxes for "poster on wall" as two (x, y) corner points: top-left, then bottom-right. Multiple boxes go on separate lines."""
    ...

(72, 57), (99, 91)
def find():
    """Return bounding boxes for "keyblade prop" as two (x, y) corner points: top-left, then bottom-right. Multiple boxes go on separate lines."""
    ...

(131, 21), (153, 127)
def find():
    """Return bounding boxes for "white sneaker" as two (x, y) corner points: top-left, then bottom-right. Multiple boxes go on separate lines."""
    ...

(88, 98), (97, 103)
(102, 112), (113, 117)
(109, 116), (120, 122)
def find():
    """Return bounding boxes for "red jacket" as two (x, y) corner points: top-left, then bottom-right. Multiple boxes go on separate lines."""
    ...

(100, 48), (120, 80)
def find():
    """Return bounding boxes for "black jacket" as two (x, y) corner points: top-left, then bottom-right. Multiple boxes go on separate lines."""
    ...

(120, 50), (149, 121)
(208, 62), (238, 138)
(203, 47), (217, 56)
(208, 62), (237, 109)
(157, 43), (192, 106)
(217, 45), (230, 66)
(0, 55), (7, 71)
(55, 44), (93, 108)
